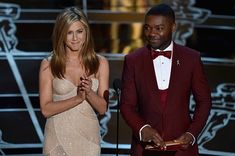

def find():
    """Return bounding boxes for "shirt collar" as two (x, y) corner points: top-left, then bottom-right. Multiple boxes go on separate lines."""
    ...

(155, 41), (173, 52)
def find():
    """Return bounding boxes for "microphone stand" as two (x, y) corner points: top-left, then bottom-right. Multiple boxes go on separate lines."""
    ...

(113, 79), (121, 156)
(115, 88), (121, 156)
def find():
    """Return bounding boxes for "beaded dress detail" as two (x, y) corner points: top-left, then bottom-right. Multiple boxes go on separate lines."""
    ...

(43, 78), (101, 156)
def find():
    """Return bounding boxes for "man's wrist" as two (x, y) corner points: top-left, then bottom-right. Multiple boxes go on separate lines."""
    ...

(139, 124), (151, 141)
(186, 132), (196, 145)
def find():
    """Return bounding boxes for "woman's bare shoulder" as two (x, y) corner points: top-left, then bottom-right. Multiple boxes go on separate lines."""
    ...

(40, 52), (53, 68)
(97, 54), (108, 65)
(40, 57), (52, 74)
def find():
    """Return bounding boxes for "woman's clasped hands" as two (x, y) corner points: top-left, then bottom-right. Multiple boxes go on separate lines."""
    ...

(77, 75), (93, 97)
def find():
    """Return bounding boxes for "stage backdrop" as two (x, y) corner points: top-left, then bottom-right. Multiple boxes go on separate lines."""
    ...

(0, 1), (235, 155)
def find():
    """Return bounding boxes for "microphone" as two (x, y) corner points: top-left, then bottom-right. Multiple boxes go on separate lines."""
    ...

(112, 78), (122, 156)
(113, 78), (122, 95)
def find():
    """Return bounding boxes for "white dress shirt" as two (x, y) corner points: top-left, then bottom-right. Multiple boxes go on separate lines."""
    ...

(153, 42), (173, 90)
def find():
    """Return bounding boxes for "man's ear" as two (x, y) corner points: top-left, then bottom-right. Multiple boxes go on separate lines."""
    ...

(172, 22), (177, 33)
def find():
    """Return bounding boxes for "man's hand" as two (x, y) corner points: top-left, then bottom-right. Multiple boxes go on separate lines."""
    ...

(175, 132), (194, 150)
(141, 126), (166, 150)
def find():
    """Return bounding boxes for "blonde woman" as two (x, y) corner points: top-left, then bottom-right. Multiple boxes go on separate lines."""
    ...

(39, 7), (109, 156)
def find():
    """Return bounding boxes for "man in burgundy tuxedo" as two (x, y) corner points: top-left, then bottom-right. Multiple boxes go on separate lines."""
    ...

(120, 3), (212, 156)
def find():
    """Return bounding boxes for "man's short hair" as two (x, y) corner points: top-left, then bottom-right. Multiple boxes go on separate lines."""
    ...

(146, 3), (175, 22)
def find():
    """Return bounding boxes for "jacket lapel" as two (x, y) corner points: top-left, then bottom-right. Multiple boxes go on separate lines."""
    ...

(166, 43), (182, 108)
(142, 46), (162, 112)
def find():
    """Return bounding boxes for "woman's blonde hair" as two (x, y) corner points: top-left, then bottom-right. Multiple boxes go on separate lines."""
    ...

(50, 6), (99, 78)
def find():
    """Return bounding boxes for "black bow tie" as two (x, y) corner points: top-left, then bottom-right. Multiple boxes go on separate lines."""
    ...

(151, 50), (171, 59)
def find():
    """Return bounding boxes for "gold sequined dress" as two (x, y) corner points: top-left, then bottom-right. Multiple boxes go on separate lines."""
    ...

(43, 78), (101, 156)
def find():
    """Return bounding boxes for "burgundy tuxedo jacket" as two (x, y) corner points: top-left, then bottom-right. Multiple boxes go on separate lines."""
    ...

(120, 43), (212, 156)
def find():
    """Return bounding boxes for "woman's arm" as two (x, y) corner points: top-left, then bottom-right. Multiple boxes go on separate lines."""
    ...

(81, 56), (109, 115)
(39, 59), (85, 118)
